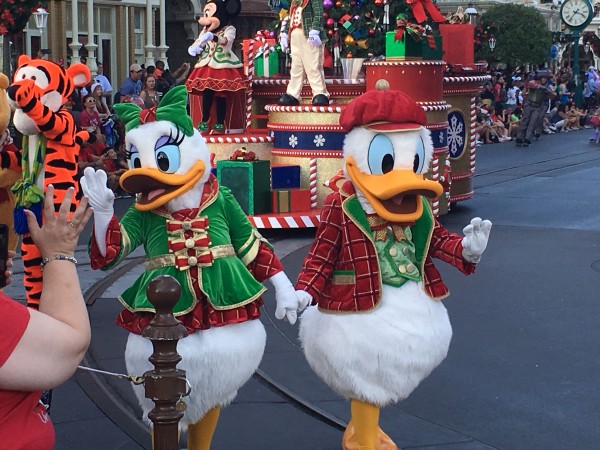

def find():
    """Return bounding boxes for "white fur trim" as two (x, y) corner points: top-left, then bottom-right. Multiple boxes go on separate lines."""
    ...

(125, 320), (266, 430)
(299, 281), (452, 406)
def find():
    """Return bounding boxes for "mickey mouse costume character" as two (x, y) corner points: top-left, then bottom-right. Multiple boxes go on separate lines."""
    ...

(295, 88), (492, 450)
(278, 0), (329, 106)
(186, 0), (245, 134)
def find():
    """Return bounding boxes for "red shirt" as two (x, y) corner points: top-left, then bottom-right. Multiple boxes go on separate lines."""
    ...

(0, 294), (55, 449)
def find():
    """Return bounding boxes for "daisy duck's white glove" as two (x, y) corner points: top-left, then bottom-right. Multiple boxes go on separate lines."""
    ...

(461, 217), (492, 264)
(308, 30), (322, 48)
(269, 271), (309, 325)
(280, 32), (289, 52)
(80, 167), (115, 257)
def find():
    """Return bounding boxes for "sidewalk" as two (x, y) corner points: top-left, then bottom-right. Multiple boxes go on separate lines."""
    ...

(4, 128), (600, 450)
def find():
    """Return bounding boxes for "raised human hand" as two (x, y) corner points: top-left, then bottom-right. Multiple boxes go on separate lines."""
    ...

(25, 185), (93, 259)
(461, 217), (492, 263)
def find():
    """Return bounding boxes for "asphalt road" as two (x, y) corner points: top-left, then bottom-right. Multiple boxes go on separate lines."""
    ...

(4, 129), (600, 450)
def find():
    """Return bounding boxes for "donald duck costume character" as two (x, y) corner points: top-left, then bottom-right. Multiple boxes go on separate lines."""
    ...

(81, 86), (306, 450)
(295, 88), (492, 450)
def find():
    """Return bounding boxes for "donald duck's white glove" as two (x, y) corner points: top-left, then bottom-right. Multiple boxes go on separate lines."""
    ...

(269, 271), (308, 325)
(461, 217), (492, 264)
(80, 167), (115, 257)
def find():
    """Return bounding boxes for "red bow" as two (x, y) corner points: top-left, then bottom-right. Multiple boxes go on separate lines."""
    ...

(166, 217), (210, 233)
(139, 106), (158, 125)
(406, 0), (446, 24)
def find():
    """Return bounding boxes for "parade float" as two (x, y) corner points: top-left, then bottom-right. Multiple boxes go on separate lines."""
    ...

(186, 0), (490, 229)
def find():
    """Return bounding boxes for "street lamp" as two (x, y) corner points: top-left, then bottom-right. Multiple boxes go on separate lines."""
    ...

(488, 35), (496, 52)
(33, 6), (49, 58)
(32, 7), (49, 29)
(465, 2), (478, 24)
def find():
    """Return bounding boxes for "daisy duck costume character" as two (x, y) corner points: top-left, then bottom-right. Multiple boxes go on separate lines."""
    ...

(185, 0), (245, 134)
(80, 86), (307, 450)
(295, 88), (492, 450)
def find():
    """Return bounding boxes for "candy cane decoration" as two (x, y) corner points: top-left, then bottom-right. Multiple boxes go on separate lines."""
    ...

(431, 154), (440, 216)
(309, 158), (318, 208)
(470, 96), (477, 174)
(246, 37), (256, 130)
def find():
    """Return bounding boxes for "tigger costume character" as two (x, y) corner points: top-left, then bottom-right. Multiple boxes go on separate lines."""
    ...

(1, 56), (91, 308)
(0, 72), (21, 253)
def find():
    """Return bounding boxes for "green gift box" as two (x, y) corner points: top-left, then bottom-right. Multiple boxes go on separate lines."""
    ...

(255, 51), (279, 77)
(421, 32), (443, 61)
(385, 31), (423, 59)
(217, 160), (271, 215)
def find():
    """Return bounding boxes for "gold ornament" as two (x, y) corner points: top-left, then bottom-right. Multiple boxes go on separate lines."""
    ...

(344, 34), (356, 45)
(357, 38), (368, 49)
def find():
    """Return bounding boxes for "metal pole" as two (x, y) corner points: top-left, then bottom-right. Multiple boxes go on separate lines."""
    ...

(142, 275), (188, 450)
(573, 30), (582, 107)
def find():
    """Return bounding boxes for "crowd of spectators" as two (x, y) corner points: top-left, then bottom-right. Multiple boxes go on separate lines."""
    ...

(62, 59), (192, 198)
(474, 66), (598, 147)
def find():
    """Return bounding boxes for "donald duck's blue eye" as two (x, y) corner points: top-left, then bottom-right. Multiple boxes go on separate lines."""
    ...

(154, 134), (181, 173)
(414, 137), (425, 173)
(367, 134), (395, 175)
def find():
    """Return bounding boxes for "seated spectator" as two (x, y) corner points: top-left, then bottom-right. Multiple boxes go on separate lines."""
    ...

(118, 63), (143, 104)
(94, 61), (113, 106)
(508, 106), (522, 138)
(100, 147), (128, 196)
(0, 185), (92, 450)
(77, 95), (104, 144)
(139, 75), (161, 109)
(90, 82), (110, 119)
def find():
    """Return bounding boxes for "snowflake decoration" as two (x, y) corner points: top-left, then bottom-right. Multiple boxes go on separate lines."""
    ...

(289, 134), (298, 148)
(313, 134), (325, 147)
(447, 112), (465, 158)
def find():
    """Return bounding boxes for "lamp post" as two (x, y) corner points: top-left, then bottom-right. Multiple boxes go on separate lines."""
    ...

(32, 6), (49, 58)
(572, 29), (583, 107)
(465, 2), (478, 24)
(488, 35), (496, 52)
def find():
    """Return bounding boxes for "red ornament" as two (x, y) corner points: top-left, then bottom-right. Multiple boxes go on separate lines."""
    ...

(327, 29), (334, 36)
(326, 18), (335, 28)
(368, 28), (376, 36)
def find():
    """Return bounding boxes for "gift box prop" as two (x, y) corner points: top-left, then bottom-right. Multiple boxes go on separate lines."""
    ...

(243, 33), (279, 77)
(386, 18), (443, 60)
(272, 189), (312, 213)
(217, 160), (272, 215)
(438, 24), (474, 66)
(271, 164), (301, 189)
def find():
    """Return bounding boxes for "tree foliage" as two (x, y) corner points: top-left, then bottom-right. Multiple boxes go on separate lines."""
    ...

(475, 3), (552, 68)
(0, 0), (43, 36)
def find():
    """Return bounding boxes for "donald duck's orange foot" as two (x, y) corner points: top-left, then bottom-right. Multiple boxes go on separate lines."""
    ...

(342, 422), (398, 450)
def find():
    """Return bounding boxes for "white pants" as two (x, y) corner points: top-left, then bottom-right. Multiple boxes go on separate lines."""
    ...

(287, 27), (329, 100)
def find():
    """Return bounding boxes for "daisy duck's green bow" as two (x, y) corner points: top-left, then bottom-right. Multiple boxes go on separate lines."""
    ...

(113, 85), (194, 136)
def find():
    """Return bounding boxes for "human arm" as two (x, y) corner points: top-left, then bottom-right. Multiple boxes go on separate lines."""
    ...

(0, 185), (93, 391)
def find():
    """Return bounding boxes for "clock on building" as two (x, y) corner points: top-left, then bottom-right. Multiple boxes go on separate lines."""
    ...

(560, 0), (594, 29)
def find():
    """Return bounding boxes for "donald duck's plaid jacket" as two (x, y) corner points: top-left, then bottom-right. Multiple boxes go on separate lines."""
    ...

(296, 182), (476, 313)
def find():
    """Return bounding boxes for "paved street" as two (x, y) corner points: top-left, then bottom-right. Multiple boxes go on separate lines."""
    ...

(4, 129), (600, 450)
